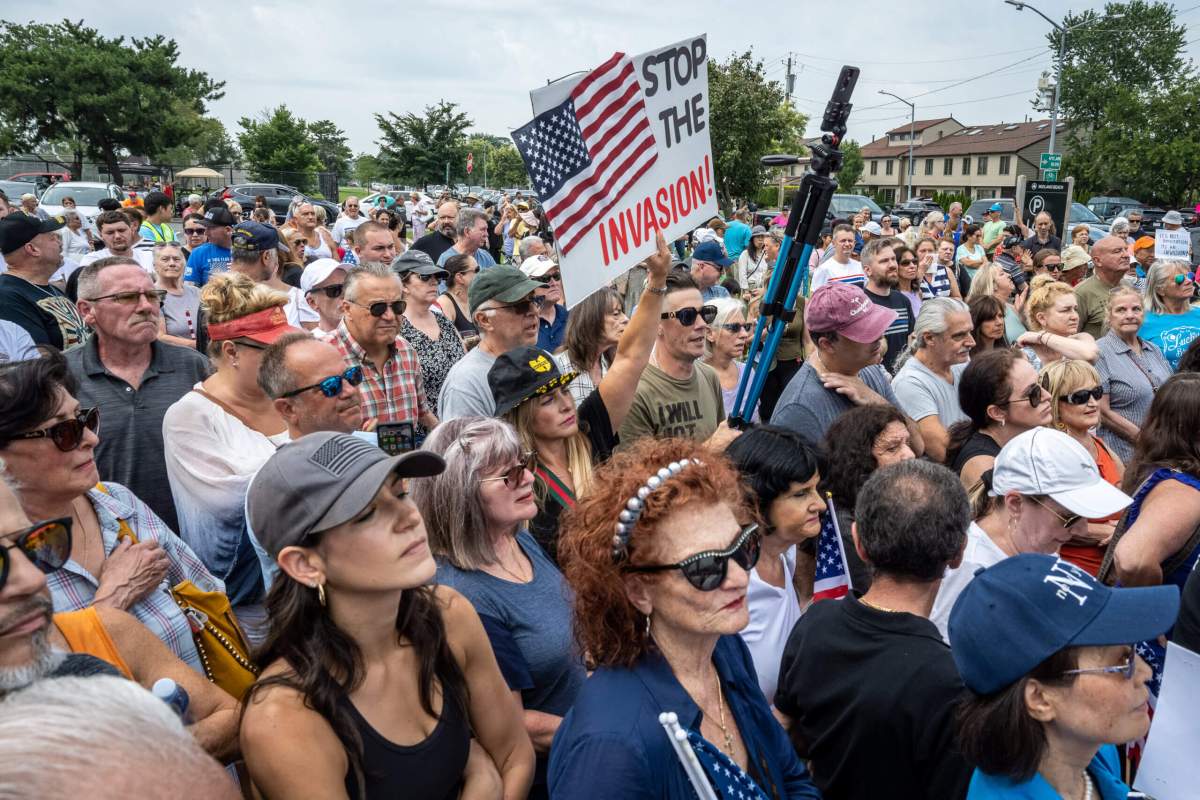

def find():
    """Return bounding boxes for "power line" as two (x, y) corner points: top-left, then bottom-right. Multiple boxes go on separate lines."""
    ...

(790, 45), (1046, 66)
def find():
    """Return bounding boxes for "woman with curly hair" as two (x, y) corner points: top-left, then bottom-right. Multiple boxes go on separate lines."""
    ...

(550, 437), (821, 800)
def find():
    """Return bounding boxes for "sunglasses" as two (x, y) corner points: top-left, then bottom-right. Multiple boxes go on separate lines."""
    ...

(1062, 386), (1103, 405)
(1174, 272), (1196, 285)
(720, 322), (754, 333)
(1061, 646), (1138, 681)
(1030, 495), (1082, 529)
(661, 305), (718, 326)
(899, 258), (917, 265)
(85, 289), (167, 307)
(412, 273), (442, 284)
(480, 451), (536, 490)
(996, 382), (1045, 409)
(9, 407), (100, 452)
(544, 272), (563, 282)
(0, 518), (73, 591)
(492, 296), (545, 315)
(308, 283), (344, 299)
(280, 366), (363, 399)
(183, 228), (206, 236)
(626, 524), (761, 592)
(349, 299), (406, 317)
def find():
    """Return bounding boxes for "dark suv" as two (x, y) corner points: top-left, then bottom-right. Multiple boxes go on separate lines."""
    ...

(210, 184), (340, 225)
(889, 199), (944, 225)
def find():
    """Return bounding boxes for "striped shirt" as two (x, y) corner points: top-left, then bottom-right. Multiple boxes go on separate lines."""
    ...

(1095, 331), (1172, 463)
(332, 321), (430, 426)
(921, 262), (954, 298)
(45, 482), (222, 673)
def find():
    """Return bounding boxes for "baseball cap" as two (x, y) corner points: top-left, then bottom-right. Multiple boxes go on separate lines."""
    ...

(692, 227), (719, 245)
(230, 221), (279, 254)
(991, 428), (1133, 518)
(391, 249), (447, 279)
(749, 225), (768, 239)
(247, 432), (445, 557)
(489, 346), (579, 416)
(805, 283), (898, 344)
(202, 206), (236, 227)
(1060, 244), (1091, 272)
(467, 265), (546, 313)
(859, 221), (883, 236)
(0, 213), (66, 254)
(948, 553), (1179, 694)
(692, 240), (732, 268)
(1002, 234), (1025, 250)
(1133, 235), (1156, 251)
(300, 258), (348, 293)
(206, 305), (301, 345)
(520, 254), (559, 279)
(988, 203), (1003, 213)
(1163, 210), (1183, 225)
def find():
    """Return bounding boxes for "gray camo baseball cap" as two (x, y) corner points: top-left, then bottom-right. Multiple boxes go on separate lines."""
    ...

(247, 432), (444, 556)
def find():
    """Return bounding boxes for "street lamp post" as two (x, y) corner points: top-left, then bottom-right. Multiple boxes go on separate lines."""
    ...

(878, 90), (915, 201)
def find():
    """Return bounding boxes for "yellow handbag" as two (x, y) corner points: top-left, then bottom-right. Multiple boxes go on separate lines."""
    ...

(96, 484), (260, 700)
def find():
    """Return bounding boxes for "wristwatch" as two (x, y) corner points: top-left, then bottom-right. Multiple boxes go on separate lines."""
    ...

(645, 284), (668, 295)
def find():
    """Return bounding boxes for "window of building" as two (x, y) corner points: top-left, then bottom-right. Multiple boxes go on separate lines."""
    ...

(999, 156), (1011, 175)
(977, 156), (988, 174)
(962, 157), (971, 175)
(883, 188), (895, 203)
(943, 158), (953, 175)
(924, 158), (933, 176)
(870, 160), (878, 176)
(886, 160), (894, 176)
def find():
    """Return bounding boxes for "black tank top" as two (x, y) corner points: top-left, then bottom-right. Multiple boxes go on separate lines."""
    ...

(950, 430), (1001, 478)
(340, 687), (470, 800)
(442, 292), (478, 336)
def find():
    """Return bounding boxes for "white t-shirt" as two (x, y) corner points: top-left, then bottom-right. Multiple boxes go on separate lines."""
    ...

(331, 214), (370, 245)
(740, 545), (803, 705)
(931, 522), (1008, 643)
(79, 247), (154, 273)
(809, 258), (865, 291)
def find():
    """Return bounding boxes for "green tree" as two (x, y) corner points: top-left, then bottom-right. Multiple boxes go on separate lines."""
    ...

(0, 19), (224, 184)
(708, 51), (806, 209)
(155, 111), (240, 168)
(353, 153), (383, 186)
(465, 133), (510, 186)
(375, 101), (472, 187)
(1054, 1), (1199, 204)
(488, 144), (529, 188)
(237, 106), (322, 193)
(836, 140), (864, 192)
(309, 120), (352, 178)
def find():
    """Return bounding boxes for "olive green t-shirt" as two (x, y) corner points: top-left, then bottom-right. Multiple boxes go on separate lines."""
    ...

(1074, 275), (1116, 339)
(618, 361), (725, 447)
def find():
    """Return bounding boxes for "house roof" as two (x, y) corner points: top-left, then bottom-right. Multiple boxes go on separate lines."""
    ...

(914, 120), (1066, 156)
(884, 117), (955, 135)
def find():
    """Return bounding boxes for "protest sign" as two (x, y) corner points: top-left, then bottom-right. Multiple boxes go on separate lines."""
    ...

(1155, 228), (1191, 260)
(512, 34), (717, 306)
(1133, 641), (1200, 800)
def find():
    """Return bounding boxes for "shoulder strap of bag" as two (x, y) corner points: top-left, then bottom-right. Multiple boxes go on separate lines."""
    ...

(93, 483), (138, 544)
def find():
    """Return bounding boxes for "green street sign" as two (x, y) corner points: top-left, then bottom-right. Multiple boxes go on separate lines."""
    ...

(1040, 153), (1062, 170)
(1043, 169), (1059, 181)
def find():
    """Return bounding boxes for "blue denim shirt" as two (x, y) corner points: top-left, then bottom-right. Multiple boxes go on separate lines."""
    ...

(548, 634), (821, 800)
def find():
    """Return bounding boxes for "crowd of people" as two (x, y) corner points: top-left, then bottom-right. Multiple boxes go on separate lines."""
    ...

(0, 180), (1197, 800)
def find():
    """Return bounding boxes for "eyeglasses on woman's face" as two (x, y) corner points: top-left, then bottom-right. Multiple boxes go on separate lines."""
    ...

(1029, 495), (1082, 529)
(995, 381), (1046, 409)
(8, 408), (100, 452)
(625, 524), (761, 592)
(1060, 646), (1138, 681)
(479, 451), (536, 490)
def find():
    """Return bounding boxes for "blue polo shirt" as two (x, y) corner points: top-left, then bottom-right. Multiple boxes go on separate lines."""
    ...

(724, 220), (752, 260)
(537, 304), (569, 352)
(966, 745), (1128, 799)
(185, 243), (232, 286)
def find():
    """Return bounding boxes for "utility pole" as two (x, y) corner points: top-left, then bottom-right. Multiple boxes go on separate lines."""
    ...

(785, 55), (795, 105)
(879, 90), (915, 201)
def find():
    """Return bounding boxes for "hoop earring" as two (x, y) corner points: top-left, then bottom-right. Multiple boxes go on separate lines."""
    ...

(316, 582), (326, 607)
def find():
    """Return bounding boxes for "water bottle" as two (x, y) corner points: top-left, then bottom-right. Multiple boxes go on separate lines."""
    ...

(152, 678), (193, 725)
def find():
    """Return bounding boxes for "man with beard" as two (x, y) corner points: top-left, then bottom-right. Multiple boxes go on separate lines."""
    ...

(437, 208), (497, 270)
(67, 257), (210, 531)
(258, 333), (365, 437)
(860, 240), (913, 374)
(411, 201), (459, 263)
(79, 210), (154, 273)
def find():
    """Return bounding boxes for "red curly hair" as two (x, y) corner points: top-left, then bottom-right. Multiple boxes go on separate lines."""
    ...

(557, 437), (750, 669)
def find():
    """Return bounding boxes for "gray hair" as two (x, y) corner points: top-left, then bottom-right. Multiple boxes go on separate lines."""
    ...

(186, 194), (202, 204)
(153, 240), (184, 254)
(518, 235), (544, 263)
(313, 205), (327, 224)
(0, 676), (236, 799)
(455, 207), (488, 238)
(61, 209), (81, 223)
(893, 297), (969, 372)
(703, 296), (747, 359)
(76, 256), (145, 302)
(1110, 216), (1130, 237)
(257, 332), (317, 398)
(343, 262), (397, 302)
(410, 417), (523, 570)
(1143, 258), (1192, 314)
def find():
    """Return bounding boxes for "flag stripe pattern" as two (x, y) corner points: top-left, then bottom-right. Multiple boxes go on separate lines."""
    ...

(812, 497), (852, 602)
(511, 51), (658, 255)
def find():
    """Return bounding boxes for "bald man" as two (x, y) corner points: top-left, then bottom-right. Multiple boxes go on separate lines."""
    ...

(411, 200), (459, 263)
(1074, 235), (1130, 338)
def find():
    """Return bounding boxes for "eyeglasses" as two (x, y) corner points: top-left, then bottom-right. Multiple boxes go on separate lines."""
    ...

(235, 339), (267, 351)
(1061, 647), (1137, 681)
(183, 227), (206, 236)
(1173, 272), (1196, 285)
(9, 408), (99, 452)
(279, 366), (363, 399)
(412, 273), (442, 284)
(308, 283), (344, 299)
(1030, 496), (1082, 529)
(1043, 262), (1063, 272)
(292, 239), (307, 248)
(720, 322), (754, 333)
(0, 518), (73, 592)
(995, 382), (1045, 409)
(626, 524), (761, 592)
(490, 296), (545, 315)
(899, 258), (917, 265)
(1062, 386), (1104, 405)
(480, 451), (536, 490)
(349, 299), (406, 317)
(84, 289), (167, 306)
(661, 305), (718, 326)
(544, 272), (562, 282)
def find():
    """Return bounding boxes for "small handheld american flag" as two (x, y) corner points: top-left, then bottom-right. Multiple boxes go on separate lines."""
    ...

(511, 51), (659, 255)
(812, 494), (852, 602)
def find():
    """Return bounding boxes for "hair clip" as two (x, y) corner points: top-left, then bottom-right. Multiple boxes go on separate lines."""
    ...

(611, 459), (702, 564)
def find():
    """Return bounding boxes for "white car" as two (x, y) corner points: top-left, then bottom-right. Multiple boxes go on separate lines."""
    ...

(38, 181), (125, 221)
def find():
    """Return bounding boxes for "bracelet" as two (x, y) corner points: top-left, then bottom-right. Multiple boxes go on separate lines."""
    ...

(645, 284), (668, 296)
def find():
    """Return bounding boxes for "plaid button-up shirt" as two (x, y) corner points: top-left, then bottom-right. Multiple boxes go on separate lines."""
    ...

(331, 321), (430, 425)
(45, 482), (223, 673)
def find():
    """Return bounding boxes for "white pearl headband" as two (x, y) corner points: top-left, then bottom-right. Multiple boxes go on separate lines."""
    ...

(611, 459), (703, 564)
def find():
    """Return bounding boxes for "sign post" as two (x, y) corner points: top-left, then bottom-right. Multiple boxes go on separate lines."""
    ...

(1039, 152), (1061, 180)
(1015, 174), (1074, 240)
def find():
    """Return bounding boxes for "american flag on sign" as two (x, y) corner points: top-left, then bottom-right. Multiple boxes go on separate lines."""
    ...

(510, 51), (659, 255)
(812, 495), (852, 602)
(685, 729), (770, 800)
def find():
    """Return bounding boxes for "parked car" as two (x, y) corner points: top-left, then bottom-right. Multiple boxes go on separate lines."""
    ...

(211, 184), (339, 225)
(38, 181), (125, 221)
(827, 194), (886, 224)
(889, 198), (944, 225)
(7, 171), (71, 197)
(1086, 196), (1142, 221)
(963, 198), (1111, 245)
(0, 180), (32, 203)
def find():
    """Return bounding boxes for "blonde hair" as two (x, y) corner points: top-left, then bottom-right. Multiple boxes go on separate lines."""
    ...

(966, 263), (1003, 302)
(505, 400), (595, 500)
(1024, 275), (1074, 332)
(1143, 259), (1192, 314)
(1039, 358), (1102, 430)
(200, 272), (288, 358)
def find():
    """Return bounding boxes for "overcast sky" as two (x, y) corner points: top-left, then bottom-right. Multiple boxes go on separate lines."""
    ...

(11, 1), (1200, 155)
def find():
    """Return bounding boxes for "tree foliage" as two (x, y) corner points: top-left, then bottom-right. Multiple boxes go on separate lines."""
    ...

(375, 101), (472, 188)
(237, 106), (322, 193)
(309, 120), (352, 178)
(0, 19), (224, 184)
(707, 51), (807, 209)
(353, 153), (382, 186)
(155, 111), (240, 168)
(488, 144), (529, 188)
(1055, 1), (1199, 204)
(837, 141), (864, 192)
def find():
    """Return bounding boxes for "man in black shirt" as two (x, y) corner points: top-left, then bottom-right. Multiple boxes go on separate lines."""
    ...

(410, 200), (459, 263)
(0, 213), (88, 350)
(860, 238), (914, 374)
(776, 459), (974, 800)
(1021, 210), (1062, 258)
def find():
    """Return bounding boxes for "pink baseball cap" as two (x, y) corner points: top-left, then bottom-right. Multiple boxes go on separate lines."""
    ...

(805, 283), (898, 343)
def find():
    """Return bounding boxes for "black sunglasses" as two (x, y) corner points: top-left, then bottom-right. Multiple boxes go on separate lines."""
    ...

(626, 524), (761, 592)
(661, 305), (718, 326)
(1061, 386), (1104, 405)
(720, 322), (754, 333)
(9, 407), (100, 452)
(480, 451), (536, 490)
(996, 382), (1045, 409)
(350, 299), (406, 317)
(280, 366), (364, 399)
(183, 227), (206, 236)
(411, 273), (442, 284)
(0, 518), (73, 591)
(899, 258), (917, 265)
(308, 283), (344, 299)
(492, 296), (545, 315)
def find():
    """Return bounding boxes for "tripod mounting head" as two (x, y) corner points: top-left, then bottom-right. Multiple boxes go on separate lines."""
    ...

(811, 65), (859, 179)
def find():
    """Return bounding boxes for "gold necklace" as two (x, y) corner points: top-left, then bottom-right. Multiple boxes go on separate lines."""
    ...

(859, 596), (900, 613)
(714, 674), (736, 757)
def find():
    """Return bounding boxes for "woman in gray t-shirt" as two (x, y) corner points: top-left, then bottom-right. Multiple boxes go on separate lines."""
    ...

(153, 242), (201, 344)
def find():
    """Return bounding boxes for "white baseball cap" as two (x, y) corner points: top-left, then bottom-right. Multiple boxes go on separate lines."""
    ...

(991, 428), (1132, 518)
(300, 258), (348, 293)
(519, 254), (558, 279)
(858, 221), (883, 236)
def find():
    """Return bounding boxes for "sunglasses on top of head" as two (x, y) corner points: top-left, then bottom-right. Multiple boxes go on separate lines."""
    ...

(279, 366), (363, 399)
(0, 517), (73, 592)
(625, 524), (761, 592)
(8, 407), (100, 452)
(661, 305), (718, 326)
(480, 451), (537, 490)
